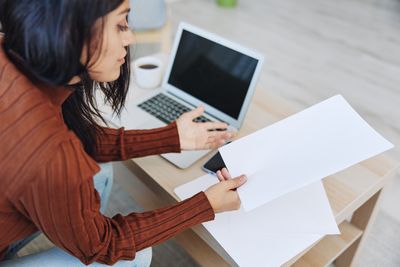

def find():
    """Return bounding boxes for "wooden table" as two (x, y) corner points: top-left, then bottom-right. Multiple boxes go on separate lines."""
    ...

(112, 86), (399, 266)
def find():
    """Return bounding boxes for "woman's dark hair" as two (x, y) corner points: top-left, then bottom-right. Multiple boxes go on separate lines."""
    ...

(0, 0), (130, 156)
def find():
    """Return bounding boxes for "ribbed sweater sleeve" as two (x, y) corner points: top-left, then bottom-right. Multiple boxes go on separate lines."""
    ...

(17, 138), (214, 265)
(94, 122), (181, 162)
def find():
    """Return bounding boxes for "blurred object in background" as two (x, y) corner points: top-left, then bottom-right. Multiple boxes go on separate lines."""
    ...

(128, 0), (170, 59)
(216, 0), (237, 8)
(129, 0), (167, 31)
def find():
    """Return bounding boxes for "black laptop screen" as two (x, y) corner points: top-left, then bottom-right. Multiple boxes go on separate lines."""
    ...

(168, 30), (258, 119)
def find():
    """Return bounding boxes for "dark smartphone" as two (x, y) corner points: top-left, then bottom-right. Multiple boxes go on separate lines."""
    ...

(202, 151), (227, 175)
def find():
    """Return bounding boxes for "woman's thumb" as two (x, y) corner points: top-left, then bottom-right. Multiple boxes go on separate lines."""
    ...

(226, 175), (247, 190)
(189, 106), (205, 119)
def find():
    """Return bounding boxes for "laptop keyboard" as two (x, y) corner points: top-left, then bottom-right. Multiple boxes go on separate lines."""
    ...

(138, 93), (212, 124)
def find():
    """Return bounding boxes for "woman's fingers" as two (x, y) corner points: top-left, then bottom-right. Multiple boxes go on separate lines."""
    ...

(221, 168), (231, 180)
(216, 170), (224, 182)
(206, 131), (232, 147)
(216, 168), (230, 181)
(203, 121), (228, 131)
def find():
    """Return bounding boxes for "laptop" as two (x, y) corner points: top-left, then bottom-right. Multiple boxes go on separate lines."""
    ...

(115, 22), (264, 168)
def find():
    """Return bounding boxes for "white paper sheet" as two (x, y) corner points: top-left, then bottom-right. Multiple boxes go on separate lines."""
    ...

(175, 174), (339, 267)
(219, 95), (394, 211)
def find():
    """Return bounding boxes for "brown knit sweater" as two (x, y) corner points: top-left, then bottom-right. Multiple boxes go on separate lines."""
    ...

(0, 40), (214, 264)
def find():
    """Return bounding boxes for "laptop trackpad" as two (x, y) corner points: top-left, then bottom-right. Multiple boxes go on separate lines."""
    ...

(162, 150), (210, 169)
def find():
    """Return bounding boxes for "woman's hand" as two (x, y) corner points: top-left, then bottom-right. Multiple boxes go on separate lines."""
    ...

(204, 168), (247, 213)
(176, 106), (235, 150)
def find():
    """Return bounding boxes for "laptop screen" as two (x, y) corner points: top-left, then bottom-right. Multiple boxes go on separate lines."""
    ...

(168, 30), (259, 119)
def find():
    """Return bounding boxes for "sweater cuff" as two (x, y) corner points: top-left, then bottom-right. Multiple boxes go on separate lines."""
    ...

(165, 121), (181, 153)
(196, 191), (216, 222)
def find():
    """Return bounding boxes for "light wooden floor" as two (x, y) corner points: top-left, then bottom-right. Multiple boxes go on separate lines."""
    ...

(167, 0), (400, 162)
(18, 0), (400, 266)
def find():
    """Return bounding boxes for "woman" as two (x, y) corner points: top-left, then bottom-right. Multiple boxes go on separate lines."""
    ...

(0, 0), (247, 266)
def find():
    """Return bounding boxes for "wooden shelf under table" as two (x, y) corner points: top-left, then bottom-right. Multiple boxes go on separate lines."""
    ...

(292, 221), (363, 267)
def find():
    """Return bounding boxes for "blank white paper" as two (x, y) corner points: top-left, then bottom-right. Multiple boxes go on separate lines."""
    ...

(219, 95), (393, 211)
(174, 174), (339, 267)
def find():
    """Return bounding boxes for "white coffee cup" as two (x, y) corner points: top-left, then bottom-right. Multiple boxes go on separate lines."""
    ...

(133, 56), (163, 89)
